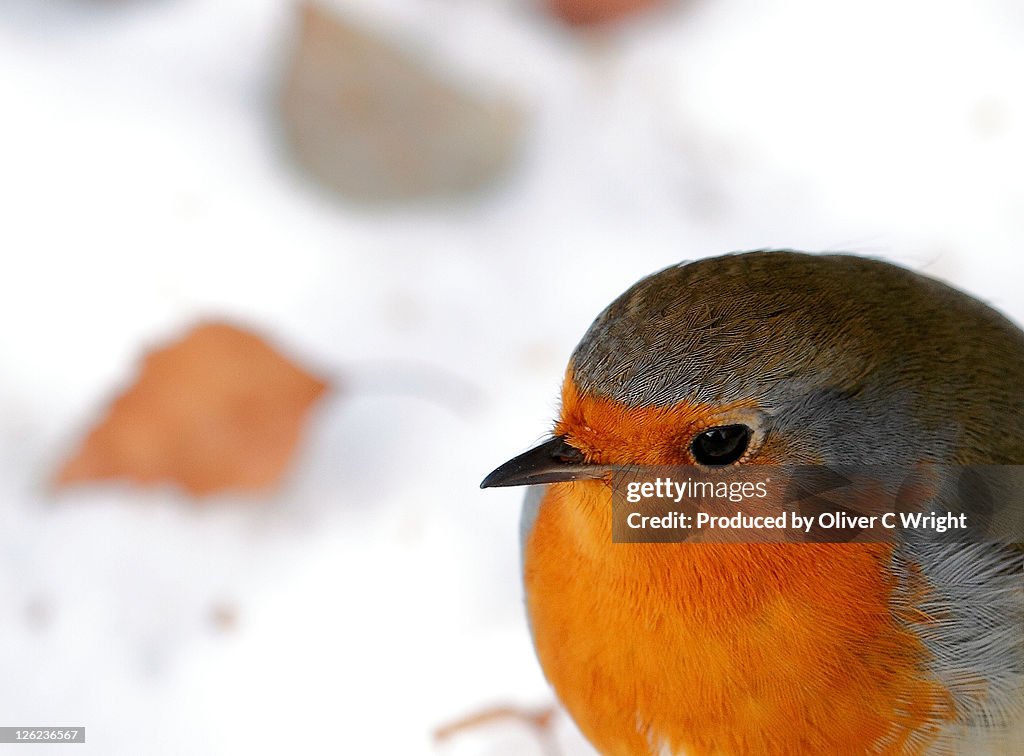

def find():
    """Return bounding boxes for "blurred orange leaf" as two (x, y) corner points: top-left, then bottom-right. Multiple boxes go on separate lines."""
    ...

(546, 0), (664, 27)
(56, 322), (329, 496)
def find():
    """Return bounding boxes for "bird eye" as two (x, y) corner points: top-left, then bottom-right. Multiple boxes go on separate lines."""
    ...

(551, 439), (585, 465)
(690, 425), (752, 466)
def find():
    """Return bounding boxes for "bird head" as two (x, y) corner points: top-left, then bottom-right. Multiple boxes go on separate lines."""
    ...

(483, 250), (1024, 491)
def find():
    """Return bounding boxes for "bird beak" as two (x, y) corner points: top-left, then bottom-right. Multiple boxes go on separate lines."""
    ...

(480, 436), (608, 488)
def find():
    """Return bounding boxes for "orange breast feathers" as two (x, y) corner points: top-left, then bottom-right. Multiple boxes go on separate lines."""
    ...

(522, 382), (955, 755)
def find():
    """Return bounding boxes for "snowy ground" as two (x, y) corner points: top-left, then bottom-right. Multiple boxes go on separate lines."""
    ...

(1, 0), (1022, 753)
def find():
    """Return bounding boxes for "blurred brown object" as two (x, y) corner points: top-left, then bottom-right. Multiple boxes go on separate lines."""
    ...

(209, 601), (239, 632)
(279, 2), (523, 204)
(55, 322), (328, 496)
(24, 597), (53, 632)
(546, 0), (664, 26)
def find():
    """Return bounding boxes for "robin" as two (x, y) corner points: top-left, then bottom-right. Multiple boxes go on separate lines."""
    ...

(482, 251), (1024, 755)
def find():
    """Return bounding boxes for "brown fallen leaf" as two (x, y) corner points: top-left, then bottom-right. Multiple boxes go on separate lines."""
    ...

(55, 322), (328, 496)
(279, 2), (523, 203)
(545, 0), (665, 27)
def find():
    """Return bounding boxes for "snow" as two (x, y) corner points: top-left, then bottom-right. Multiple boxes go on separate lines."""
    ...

(1, 0), (1021, 753)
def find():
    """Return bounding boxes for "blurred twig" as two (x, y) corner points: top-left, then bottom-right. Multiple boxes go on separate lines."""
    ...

(434, 704), (560, 756)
